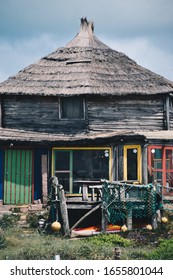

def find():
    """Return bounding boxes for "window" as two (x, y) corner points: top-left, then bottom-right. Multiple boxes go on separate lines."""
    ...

(148, 146), (173, 193)
(60, 97), (85, 119)
(124, 145), (142, 182)
(53, 148), (111, 193)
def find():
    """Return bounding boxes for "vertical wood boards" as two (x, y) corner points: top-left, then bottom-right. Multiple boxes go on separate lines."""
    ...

(4, 149), (33, 204)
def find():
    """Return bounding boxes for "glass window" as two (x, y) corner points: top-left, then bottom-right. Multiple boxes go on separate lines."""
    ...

(124, 145), (141, 182)
(73, 150), (109, 181)
(166, 149), (173, 170)
(127, 149), (137, 180)
(148, 146), (173, 193)
(60, 97), (85, 119)
(151, 148), (162, 170)
(53, 148), (110, 193)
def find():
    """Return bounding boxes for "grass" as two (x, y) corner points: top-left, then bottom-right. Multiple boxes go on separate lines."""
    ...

(0, 211), (173, 260)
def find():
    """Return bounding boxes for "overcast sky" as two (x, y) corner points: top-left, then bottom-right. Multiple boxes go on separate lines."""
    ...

(0, 0), (173, 82)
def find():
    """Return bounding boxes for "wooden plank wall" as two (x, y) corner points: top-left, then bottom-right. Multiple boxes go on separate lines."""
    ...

(3, 96), (86, 133)
(0, 149), (3, 200)
(0, 98), (2, 127)
(88, 96), (164, 131)
(3, 95), (164, 133)
(169, 97), (173, 130)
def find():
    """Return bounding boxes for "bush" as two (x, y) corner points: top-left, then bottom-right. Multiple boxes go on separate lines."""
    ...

(26, 214), (39, 228)
(85, 233), (132, 247)
(0, 214), (19, 229)
(147, 238), (173, 260)
(0, 234), (6, 249)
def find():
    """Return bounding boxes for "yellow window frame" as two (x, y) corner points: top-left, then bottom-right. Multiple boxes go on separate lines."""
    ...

(124, 145), (142, 183)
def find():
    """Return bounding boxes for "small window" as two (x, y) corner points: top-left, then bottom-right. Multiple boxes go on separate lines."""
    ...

(124, 145), (141, 182)
(60, 97), (85, 119)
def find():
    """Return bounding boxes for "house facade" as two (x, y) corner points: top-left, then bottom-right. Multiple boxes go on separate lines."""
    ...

(0, 18), (173, 206)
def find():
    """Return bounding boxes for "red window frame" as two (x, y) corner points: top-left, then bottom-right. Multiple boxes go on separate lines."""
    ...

(148, 145), (173, 194)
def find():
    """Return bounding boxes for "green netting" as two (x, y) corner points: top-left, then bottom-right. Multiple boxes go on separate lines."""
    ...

(102, 181), (159, 224)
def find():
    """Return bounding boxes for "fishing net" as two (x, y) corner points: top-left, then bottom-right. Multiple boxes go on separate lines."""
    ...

(102, 181), (160, 224)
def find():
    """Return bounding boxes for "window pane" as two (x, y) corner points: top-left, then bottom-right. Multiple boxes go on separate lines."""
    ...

(55, 151), (70, 171)
(153, 171), (162, 182)
(55, 171), (70, 192)
(127, 149), (137, 180)
(166, 172), (173, 193)
(73, 150), (109, 181)
(61, 97), (84, 119)
(166, 150), (173, 170)
(151, 148), (162, 169)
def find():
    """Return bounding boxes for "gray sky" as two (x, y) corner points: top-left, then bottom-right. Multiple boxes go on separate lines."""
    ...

(0, 0), (173, 82)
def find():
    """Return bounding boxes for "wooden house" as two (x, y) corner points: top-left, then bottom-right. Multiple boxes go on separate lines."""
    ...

(0, 18), (173, 227)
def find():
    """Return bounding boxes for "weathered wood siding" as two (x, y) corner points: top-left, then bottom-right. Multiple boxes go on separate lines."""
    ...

(0, 149), (3, 200)
(169, 97), (173, 130)
(3, 96), (87, 132)
(88, 96), (164, 131)
(3, 95), (165, 133)
(0, 98), (2, 127)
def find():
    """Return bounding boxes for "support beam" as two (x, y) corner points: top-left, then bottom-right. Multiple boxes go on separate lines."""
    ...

(142, 144), (148, 185)
(70, 203), (102, 232)
(126, 208), (132, 230)
(41, 155), (48, 204)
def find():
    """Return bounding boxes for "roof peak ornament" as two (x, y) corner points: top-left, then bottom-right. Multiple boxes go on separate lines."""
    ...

(80, 17), (94, 34)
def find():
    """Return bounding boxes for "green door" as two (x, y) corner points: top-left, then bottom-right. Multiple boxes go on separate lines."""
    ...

(4, 150), (33, 204)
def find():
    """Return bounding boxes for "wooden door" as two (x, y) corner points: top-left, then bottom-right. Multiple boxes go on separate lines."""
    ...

(4, 149), (33, 204)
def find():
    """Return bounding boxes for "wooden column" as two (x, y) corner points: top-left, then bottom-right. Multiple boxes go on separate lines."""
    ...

(164, 95), (170, 130)
(118, 144), (124, 181)
(82, 184), (88, 201)
(166, 96), (170, 130)
(151, 213), (158, 229)
(41, 155), (48, 204)
(58, 185), (70, 236)
(142, 144), (148, 185)
(126, 207), (132, 230)
(101, 202), (108, 233)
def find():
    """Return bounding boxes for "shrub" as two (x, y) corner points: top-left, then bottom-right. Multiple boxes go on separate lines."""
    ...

(147, 238), (173, 260)
(85, 233), (132, 247)
(0, 214), (19, 229)
(26, 214), (39, 228)
(0, 234), (6, 249)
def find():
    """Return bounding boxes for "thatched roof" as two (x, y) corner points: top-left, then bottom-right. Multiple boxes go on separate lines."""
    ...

(0, 17), (173, 97)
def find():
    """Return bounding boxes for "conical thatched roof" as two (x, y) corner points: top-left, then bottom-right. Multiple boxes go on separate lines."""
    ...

(0, 17), (173, 97)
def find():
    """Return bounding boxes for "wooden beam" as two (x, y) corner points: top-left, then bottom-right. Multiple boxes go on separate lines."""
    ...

(58, 186), (70, 236)
(41, 154), (48, 204)
(166, 95), (170, 130)
(142, 144), (148, 185)
(70, 203), (102, 232)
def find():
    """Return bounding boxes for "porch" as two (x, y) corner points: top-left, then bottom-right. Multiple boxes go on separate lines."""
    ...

(50, 179), (161, 235)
